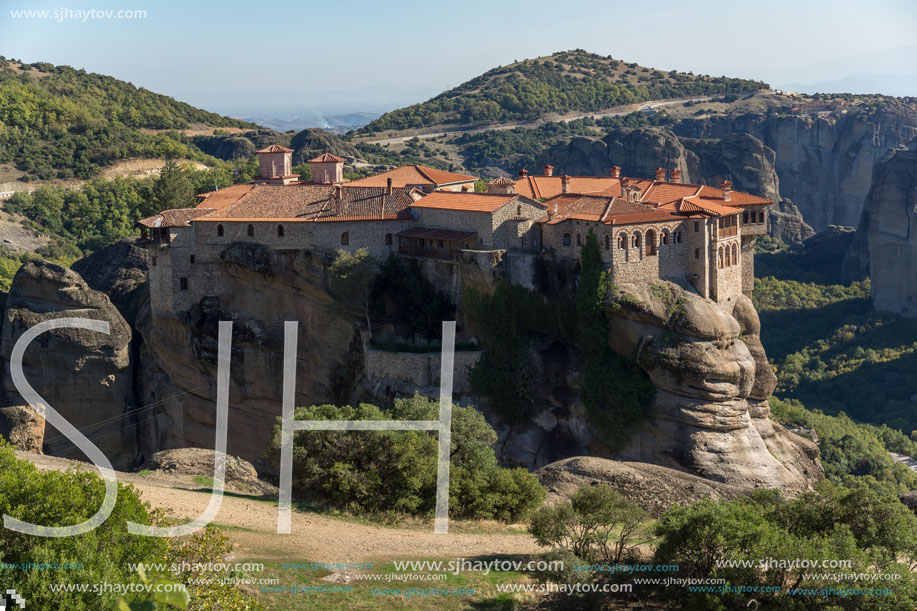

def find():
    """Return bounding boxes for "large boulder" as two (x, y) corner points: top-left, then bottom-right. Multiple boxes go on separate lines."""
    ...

(605, 281), (821, 494)
(0, 261), (136, 468)
(71, 238), (149, 325)
(0, 404), (45, 452)
(537, 456), (748, 517)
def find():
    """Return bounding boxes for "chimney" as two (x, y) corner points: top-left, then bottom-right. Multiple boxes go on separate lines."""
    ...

(561, 175), (571, 194)
(655, 167), (666, 182)
(720, 180), (732, 201)
(385, 177), (393, 195)
(543, 164), (554, 177)
(610, 165), (621, 179)
(670, 168), (682, 183)
(554, 202), (558, 214)
(519, 169), (528, 177)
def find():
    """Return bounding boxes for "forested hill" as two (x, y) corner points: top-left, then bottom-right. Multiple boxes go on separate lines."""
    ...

(358, 49), (769, 133)
(0, 57), (259, 180)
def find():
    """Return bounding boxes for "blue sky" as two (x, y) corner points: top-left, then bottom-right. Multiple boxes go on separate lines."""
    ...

(1, 0), (915, 117)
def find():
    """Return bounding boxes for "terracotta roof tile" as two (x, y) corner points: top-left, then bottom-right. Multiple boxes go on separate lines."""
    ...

(138, 207), (215, 228)
(256, 144), (293, 153)
(347, 165), (476, 188)
(195, 184), (255, 211)
(308, 153), (346, 163)
(194, 184), (415, 222)
(514, 175), (621, 199)
(410, 191), (527, 213)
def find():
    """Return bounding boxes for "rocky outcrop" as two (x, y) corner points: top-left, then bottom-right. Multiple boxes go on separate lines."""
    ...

(71, 238), (149, 325)
(0, 405), (45, 452)
(144, 447), (275, 495)
(536, 127), (814, 242)
(537, 456), (748, 517)
(0, 261), (136, 468)
(605, 281), (821, 493)
(853, 141), (917, 316)
(674, 104), (917, 233)
(136, 244), (361, 462)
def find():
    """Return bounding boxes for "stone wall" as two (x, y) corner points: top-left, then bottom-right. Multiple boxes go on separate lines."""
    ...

(364, 346), (482, 393)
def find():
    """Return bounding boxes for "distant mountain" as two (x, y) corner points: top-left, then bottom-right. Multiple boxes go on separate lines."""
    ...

(780, 74), (917, 98)
(240, 111), (380, 133)
(358, 49), (768, 134)
(0, 58), (259, 180)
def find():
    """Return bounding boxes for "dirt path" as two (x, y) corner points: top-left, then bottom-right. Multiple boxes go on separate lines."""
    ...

(18, 451), (543, 563)
(360, 96), (713, 146)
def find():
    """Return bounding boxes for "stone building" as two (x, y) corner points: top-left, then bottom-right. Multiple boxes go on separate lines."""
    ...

(535, 168), (770, 303)
(139, 148), (770, 314)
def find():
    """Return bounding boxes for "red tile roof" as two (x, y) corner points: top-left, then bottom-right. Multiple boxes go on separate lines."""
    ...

(256, 144), (293, 153)
(309, 153), (346, 163)
(347, 165), (476, 188)
(195, 184), (415, 222)
(514, 175), (622, 199)
(138, 207), (215, 228)
(410, 191), (526, 213)
(195, 184), (255, 211)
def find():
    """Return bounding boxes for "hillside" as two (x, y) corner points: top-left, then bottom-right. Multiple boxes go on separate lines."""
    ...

(0, 57), (259, 180)
(358, 49), (768, 133)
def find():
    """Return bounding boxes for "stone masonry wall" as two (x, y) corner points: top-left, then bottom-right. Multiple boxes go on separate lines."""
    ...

(364, 347), (482, 393)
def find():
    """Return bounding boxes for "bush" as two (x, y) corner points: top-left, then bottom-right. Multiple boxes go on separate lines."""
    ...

(0, 441), (167, 610)
(263, 393), (545, 521)
(529, 484), (649, 564)
(652, 482), (917, 609)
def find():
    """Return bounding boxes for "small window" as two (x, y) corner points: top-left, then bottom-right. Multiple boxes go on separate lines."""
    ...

(247, 224), (255, 237)
(190, 255), (195, 264)
(675, 231), (682, 244)
(277, 224), (284, 237)
(618, 234), (627, 250)
(563, 233), (571, 246)
(180, 277), (188, 290)
(743, 212), (749, 224)
(604, 234), (610, 250)
(576, 234), (582, 247)
(695, 248), (700, 259)
(759, 211), (766, 223)
(694, 221), (700, 232)
(151, 256), (157, 266)
(385, 233), (393, 245)
(438, 240), (445, 248)
(217, 224), (224, 237)
(662, 232), (669, 245)
(341, 232), (349, 245)
(516, 205), (522, 216)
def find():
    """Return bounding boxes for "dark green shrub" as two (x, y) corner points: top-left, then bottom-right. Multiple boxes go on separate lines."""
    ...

(264, 393), (545, 521)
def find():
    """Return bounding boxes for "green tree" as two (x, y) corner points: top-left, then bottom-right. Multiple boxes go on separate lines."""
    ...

(329, 247), (378, 339)
(151, 158), (194, 211)
(529, 484), (649, 564)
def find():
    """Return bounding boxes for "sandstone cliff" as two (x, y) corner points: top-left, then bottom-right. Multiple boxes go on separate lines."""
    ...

(135, 243), (361, 461)
(605, 281), (821, 493)
(673, 103), (917, 232)
(850, 141), (917, 316)
(0, 261), (136, 468)
(536, 127), (815, 243)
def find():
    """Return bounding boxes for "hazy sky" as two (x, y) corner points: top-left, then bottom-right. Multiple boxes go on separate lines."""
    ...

(2, 0), (915, 118)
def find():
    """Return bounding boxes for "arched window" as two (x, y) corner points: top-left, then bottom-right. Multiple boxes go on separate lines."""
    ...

(247, 224), (254, 237)
(217, 224), (224, 237)
(277, 224), (284, 237)
(661, 230), (669, 245)
(645, 229), (657, 256)
(341, 232), (349, 246)
(385, 233), (393, 245)
(732, 243), (738, 266)
(718, 247), (724, 269)
(576, 233), (582, 247)
(618, 233), (627, 250)
(563, 233), (571, 246)
(516, 205), (522, 216)
(675, 231), (682, 244)
(604, 234), (610, 250)
(632, 232), (641, 249)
